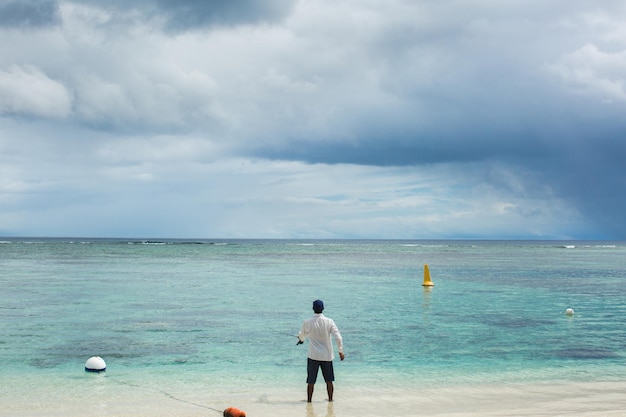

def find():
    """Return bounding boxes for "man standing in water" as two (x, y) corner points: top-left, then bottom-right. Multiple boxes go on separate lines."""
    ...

(297, 299), (345, 402)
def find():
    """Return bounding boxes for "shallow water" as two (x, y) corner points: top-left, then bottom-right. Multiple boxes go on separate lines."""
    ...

(1, 238), (625, 415)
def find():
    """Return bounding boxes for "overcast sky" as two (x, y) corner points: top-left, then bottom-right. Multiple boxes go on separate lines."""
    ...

(1, 0), (625, 239)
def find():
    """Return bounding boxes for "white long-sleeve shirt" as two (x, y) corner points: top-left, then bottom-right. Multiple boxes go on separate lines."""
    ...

(298, 313), (343, 361)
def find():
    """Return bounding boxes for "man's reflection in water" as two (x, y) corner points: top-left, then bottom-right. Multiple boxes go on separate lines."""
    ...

(305, 401), (335, 417)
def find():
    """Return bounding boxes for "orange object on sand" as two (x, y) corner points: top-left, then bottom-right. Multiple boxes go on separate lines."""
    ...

(223, 407), (246, 417)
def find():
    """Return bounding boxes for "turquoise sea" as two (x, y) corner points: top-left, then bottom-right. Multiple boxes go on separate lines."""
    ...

(1, 238), (625, 416)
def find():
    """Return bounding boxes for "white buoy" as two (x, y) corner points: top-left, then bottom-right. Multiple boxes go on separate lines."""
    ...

(565, 308), (574, 316)
(85, 356), (106, 373)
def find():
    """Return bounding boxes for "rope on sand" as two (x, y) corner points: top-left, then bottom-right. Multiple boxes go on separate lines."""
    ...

(110, 378), (223, 414)
(158, 388), (223, 414)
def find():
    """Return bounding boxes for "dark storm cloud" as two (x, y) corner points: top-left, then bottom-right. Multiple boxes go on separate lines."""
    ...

(0, 0), (60, 28)
(251, 69), (626, 238)
(76, 0), (296, 31)
(542, 123), (626, 239)
(153, 0), (296, 30)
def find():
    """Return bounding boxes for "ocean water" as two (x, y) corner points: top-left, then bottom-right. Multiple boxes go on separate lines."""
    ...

(1, 238), (626, 416)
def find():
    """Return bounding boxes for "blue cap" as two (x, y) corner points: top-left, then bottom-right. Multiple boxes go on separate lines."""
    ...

(313, 299), (324, 312)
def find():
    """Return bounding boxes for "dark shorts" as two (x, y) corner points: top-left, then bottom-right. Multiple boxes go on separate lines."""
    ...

(307, 358), (335, 384)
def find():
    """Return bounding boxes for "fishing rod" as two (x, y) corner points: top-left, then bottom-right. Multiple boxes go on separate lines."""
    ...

(271, 329), (303, 345)
(272, 328), (298, 337)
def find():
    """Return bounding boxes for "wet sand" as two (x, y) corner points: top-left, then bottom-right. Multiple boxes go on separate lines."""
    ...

(3, 379), (626, 416)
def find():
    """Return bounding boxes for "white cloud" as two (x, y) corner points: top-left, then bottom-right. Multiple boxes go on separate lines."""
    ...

(0, 64), (72, 118)
(550, 43), (626, 102)
(0, 146), (586, 238)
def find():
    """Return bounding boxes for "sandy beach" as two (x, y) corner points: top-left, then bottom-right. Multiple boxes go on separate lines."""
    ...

(3, 379), (626, 416)
(224, 381), (626, 417)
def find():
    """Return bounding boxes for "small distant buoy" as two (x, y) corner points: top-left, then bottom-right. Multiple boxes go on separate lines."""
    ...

(85, 356), (106, 373)
(223, 407), (246, 417)
(422, 264), (434, 287)
(565, 308), (574, 316)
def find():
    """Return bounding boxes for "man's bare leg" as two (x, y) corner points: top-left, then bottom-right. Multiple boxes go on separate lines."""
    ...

(307, 384), (314, 402)
(326, 382), (334, 401)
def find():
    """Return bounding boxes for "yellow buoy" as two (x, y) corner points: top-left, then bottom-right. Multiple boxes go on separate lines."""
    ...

(422, 264), (434, 287)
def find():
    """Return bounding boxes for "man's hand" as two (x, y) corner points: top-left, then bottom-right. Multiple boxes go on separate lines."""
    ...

(339, 352), (345, 361)
(296, 339), (303, 345)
